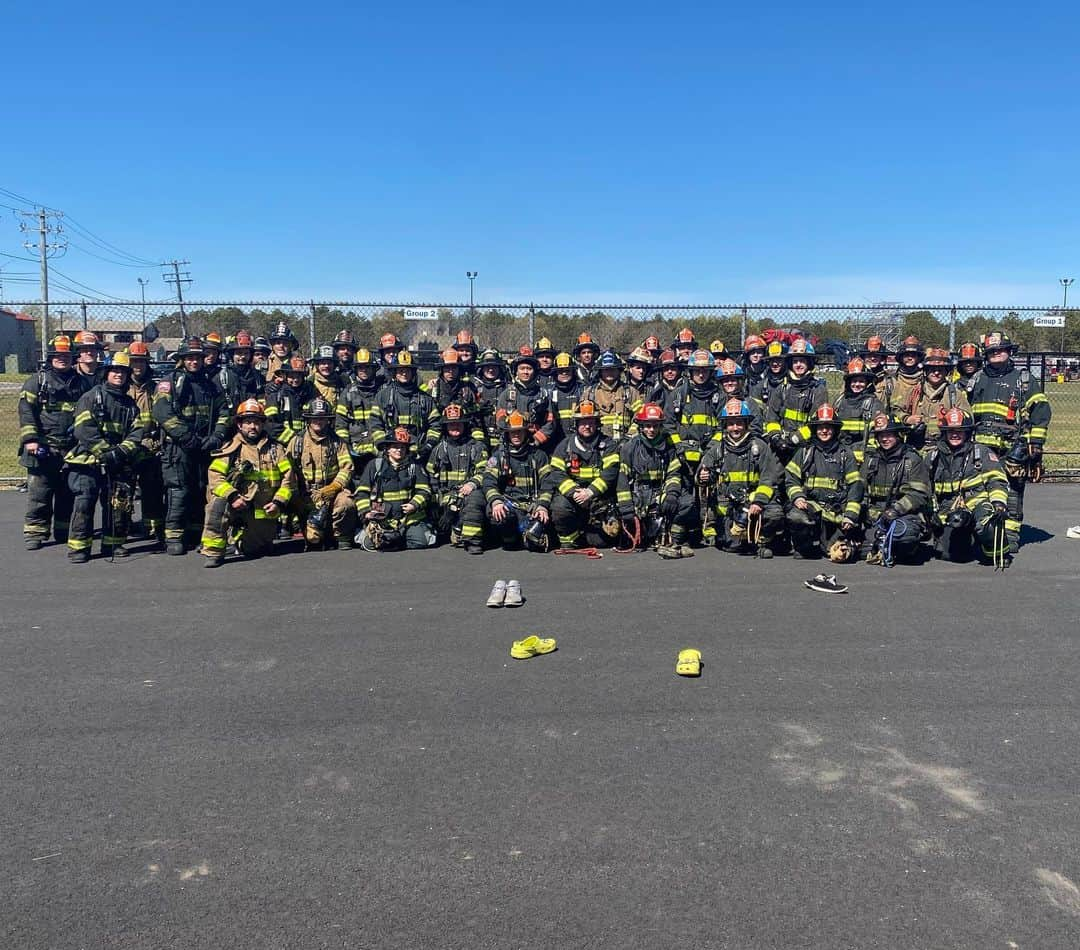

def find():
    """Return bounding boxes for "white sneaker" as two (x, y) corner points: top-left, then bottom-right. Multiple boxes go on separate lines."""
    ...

(504, 579), (523, 607)
(486, 579), (507, 608)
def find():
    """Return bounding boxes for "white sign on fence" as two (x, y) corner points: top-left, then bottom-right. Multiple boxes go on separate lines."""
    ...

(404, 307), (440, 322)
(1034, 314), (1066, 328)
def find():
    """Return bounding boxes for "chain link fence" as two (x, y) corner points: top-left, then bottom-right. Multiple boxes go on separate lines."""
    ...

(3, 300), (1080, 478)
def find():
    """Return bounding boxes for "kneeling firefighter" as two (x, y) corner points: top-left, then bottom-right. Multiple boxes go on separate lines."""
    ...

(615, 402), (698, 555)
(426, 403), (489, 553)
(928, 407), (1010, 566)
(545, 400), (620, 549)
(783, 403), (864, 561)
(697, 398), (784, 556)
(354, 427), (434, 551)
(860, 412), (932, 566)
(286, 396), (357, 550)
(200, 399), (296, 566)
(480, 410), (554, 552)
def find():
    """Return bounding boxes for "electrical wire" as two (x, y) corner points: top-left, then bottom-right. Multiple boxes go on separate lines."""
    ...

(64, 237), (160, 268)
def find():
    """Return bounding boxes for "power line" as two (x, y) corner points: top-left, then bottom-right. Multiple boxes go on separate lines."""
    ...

(64, 237), (160, 268)
(62, 215), (160, 266)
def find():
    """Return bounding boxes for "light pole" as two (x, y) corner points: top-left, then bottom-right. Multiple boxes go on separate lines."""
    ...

(466, 271), (477, 337)
(137, 277), (149, 339)
(1061, 278), (1073, 354)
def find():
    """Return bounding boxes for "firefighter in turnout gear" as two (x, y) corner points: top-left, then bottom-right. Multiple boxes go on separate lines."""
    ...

(266, 321), (299, 381)
(474, 348), (508, 445)
(73, 330), (105, 385)
(649, 349), (684, 430)
(668, 349), (723, 468)
(199, 399), (295, 566)
(481, 410), (554, 552)
(376, 333), (406, 382)
(715, 359), (765, 435)
(423, 348), (483, 437)
(833, 358), (887, 464)
(902, 348), (970, 451)
(332, 330), (358, 378)
(860, 413), (932, 566)
(65, 351), (144, 562)
(956, 342), (983, 394)
(858, 335), (893, 404)
(126, 341), (166, 545)
(494, 348), (556, 451)
(671, 327), (697, 363)
(355, 427), (435, 551)
(19, 335), (92, 550)
(370, 350), (441, 464)
(426, 403), (489, 553)
(616, 403), (698, 554)
(334, 347), (384, 471)
(927, 407), (1010, 565)
(286, 397), (356, 551)
(545, 401), (620, 549)
(764, 338), (829, 464)
(548, 352), (581, 448)
(534, 337), (558, 390)
(889, 336), (925, 414)
(265, 355), (315, 445)
(697, 399), (784, 555)
(310, 344), (343, 405)
(452, 329), (479, 381)
(967, 331), (1051, 556)
(625, 347), (654, 401)
(581, 348), (641, 443)
(573, 333), (601, 386)
(784, 404), (864, 561)
(760, 341), (789, 402)
(153, 337), (230, 555)
(203, 332), (224, 380)
(214, 331), (265, 426)
(741, 335), (768, 400)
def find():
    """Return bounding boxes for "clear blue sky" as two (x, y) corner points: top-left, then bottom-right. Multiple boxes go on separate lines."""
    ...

(1, 0), (1077, 306)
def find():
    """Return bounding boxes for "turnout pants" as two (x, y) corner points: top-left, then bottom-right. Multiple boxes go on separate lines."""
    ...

(162, 443), (209, 547)
(133, 454), (165, 539)
(67, 466), (134, 556)
(200, 497), (279, 558)
(786, 504), (849, 557)
(23, 452), (72, 543)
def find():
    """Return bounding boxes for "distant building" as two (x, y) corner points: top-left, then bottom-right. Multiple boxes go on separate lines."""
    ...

(0, 307), (37, 372)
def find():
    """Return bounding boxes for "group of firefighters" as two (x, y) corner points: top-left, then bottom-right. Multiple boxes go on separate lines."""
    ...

(17, 321), (1050, 568)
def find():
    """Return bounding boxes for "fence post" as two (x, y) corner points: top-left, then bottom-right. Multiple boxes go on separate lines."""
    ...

(309, 301), (318, 357)
(741, 304), (748, 348)
(529, 303), (535, 347)
(949, 306), (956, 352)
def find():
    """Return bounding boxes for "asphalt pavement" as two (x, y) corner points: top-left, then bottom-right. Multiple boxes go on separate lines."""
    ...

(3, 485), (1080, 949)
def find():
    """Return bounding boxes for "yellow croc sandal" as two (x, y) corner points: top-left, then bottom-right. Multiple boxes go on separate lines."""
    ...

(676, 648), (702, 677)
(510, 635), (558, 659)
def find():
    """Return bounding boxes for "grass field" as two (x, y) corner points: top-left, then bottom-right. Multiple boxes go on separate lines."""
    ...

(3, 383), (1080, 479)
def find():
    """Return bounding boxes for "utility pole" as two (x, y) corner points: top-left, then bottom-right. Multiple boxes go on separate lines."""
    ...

(163, 260), (192, 338)
(18, 207), (65, 361)
(137, 277), (149, 337)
